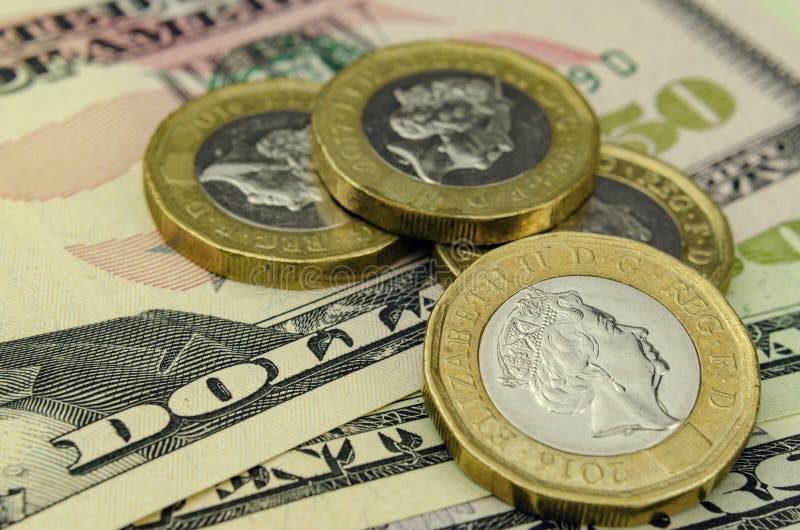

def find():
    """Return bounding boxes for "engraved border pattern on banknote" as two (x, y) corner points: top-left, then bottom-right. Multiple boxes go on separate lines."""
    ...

(649, 0), (800, 205)
(133, 399), (451, 530)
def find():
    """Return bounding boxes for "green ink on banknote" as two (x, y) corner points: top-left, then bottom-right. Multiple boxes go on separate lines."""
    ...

(729, 219), (800, 315)
(738, 220), (800, 267)
(601, 77), (735, 155)
(567, 49), (638, 94)
(726, 219), (800, 421)
(210, 33), (368, 89)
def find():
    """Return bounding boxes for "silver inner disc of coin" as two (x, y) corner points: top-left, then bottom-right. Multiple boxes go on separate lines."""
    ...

(479, 275), (699, 456)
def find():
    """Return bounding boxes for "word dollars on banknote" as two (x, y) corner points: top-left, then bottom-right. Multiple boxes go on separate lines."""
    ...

(0, 257), (441, 529)
(3, 0), (800, 529)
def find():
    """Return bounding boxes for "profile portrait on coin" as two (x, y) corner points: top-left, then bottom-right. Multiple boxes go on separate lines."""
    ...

(385, 77), (514, 185)
(556, 176), (684, 259)
(565, 196), (654, 243)
(196, 114), (349, 231)
(496, 288), (679, 438)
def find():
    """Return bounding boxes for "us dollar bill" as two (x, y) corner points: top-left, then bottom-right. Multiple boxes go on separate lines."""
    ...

(0, 258), (441, 529)
(128, 394), (485, 530)
(123, 216), (800, 530)
(373, 414), (800, 530)
(127, 367), (800, 530)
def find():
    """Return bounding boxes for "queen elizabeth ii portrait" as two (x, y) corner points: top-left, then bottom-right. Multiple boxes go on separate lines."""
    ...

(385, 77), (515, 185)
(560, 195), (654, 244)
(496, 288), (679, 439)
(197, 120), (349, 231)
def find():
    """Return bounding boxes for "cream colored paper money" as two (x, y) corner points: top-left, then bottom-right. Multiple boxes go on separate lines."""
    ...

(123, 225), (800, 530)
(377, 413), (800, 530)
(2, 1), (800, 529)
(131, 395), (486, 530)
(1, 257), (441, 530)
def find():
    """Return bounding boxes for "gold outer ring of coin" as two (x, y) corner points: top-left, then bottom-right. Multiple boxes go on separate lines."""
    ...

(423, 232), (759, 526)
(144, 79), (409, 289)
(311, 40), (599, 245)
(434, 144), (735, 290)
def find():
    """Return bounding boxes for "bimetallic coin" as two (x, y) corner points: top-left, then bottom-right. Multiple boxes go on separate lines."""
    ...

(434, 145), (734, 289)
(311, 40), (599, 244)
(144, 79), (408, 289)
(423, 232), (759, 526)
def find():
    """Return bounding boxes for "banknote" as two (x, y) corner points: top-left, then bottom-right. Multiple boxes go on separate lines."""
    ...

(374, 412), (800, 530)
(726, 219), (800, 421)
(128, 316), (800, 530)
(0, 257), (441, 529)
(129, 394), (485, 530)
(2, 1), (800, 529)
(2, 0), (800, 340)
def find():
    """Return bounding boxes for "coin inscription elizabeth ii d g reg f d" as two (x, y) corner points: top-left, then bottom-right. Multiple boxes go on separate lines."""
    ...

(434, 144), (734, 290)
(423, 232), (759, 526)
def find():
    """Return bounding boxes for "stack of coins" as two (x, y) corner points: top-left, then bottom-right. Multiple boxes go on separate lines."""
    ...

(144, 40), (759, 526)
